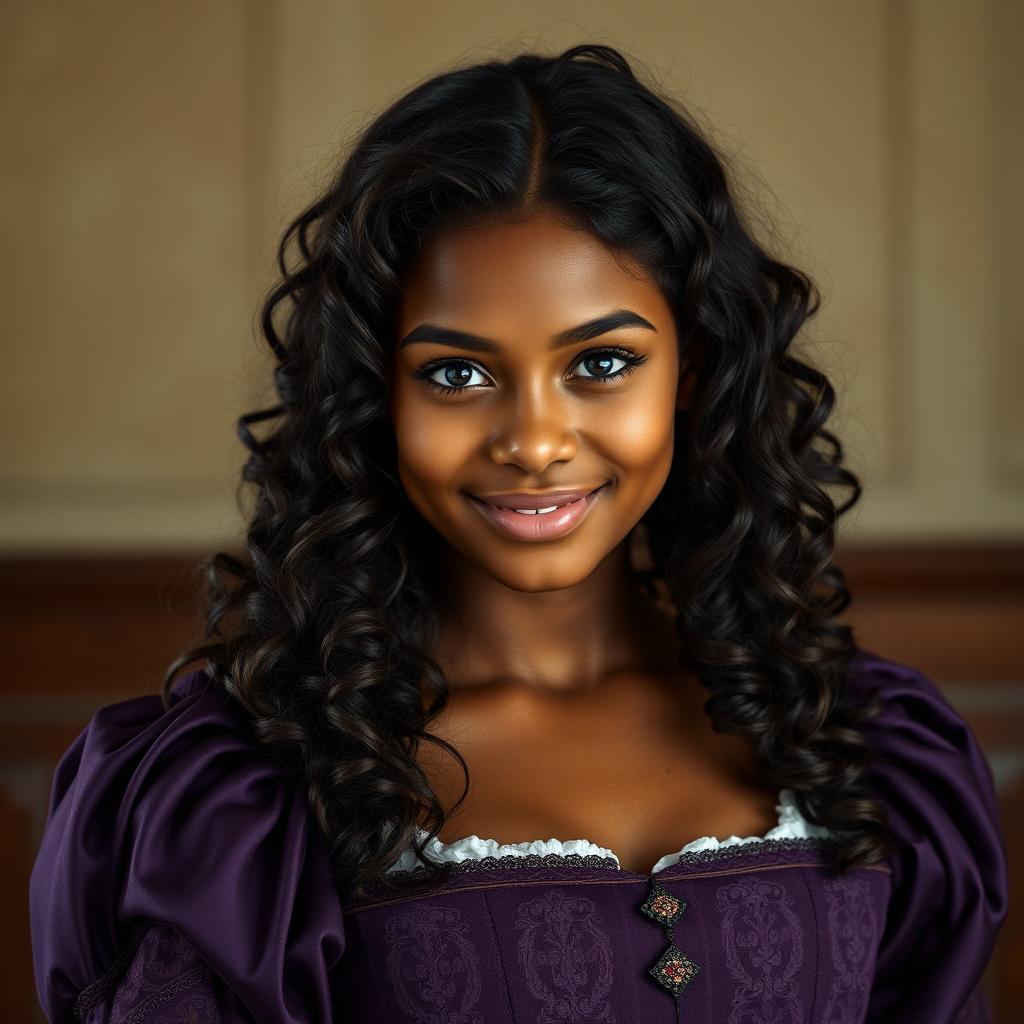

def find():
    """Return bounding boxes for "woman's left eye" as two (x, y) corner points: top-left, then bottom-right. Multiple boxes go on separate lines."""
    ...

(414, 346), (647, 396)
(572, 347), (646, 382)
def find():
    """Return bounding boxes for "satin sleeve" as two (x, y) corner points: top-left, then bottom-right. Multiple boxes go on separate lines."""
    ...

(847, 649), (1009, 1023)
(29, 670), (348, 1023)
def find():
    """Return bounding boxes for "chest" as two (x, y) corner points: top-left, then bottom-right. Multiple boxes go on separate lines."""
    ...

(416, 673), (781, 874)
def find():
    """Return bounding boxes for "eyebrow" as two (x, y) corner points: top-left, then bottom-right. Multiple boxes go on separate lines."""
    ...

(397, 308), (657, 353)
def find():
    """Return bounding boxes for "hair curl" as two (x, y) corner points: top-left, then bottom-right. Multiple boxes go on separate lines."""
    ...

(164, 42), (893, 904)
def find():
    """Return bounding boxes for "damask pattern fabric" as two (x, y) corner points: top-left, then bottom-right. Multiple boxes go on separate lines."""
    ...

(73, 921), (220, 1024)
(346, 841), (887, 1022)
(29, 648), (1008, 1023)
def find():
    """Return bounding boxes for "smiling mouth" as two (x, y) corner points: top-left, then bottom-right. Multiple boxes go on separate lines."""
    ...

(468, 484), (607, 541)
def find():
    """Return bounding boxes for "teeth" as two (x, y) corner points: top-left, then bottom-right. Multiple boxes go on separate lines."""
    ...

(513, 505), (560, 515)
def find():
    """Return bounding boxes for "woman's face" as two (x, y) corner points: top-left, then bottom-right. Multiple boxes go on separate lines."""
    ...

(389, 207), (695, 594)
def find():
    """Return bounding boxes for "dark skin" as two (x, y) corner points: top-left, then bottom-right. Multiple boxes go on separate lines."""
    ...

(388, 207), (779, 873)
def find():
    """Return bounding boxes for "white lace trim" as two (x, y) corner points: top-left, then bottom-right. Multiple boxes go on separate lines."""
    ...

(386, 787), (834, 875)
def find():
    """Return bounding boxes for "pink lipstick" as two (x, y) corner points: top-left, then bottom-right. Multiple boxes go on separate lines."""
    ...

(469, 484), (607, 541)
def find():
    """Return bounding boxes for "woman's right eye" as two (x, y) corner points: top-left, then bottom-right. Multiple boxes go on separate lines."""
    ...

(413, 359), (490, 395)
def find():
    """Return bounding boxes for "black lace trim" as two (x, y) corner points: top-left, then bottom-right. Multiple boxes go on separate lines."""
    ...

(119, 965), (212, 1024)
(658, 834), (840, 871)
(73, 917), (154, 1019)
(73, 918), (214, 1021)
(386, 850), (622, 878)
(384, 833), (839, 879)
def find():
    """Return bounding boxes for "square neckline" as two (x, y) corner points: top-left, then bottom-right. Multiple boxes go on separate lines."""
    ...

(386, 787), (836, 877)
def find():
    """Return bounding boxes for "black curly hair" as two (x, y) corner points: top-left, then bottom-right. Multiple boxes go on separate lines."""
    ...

(163, 42), (893, 904)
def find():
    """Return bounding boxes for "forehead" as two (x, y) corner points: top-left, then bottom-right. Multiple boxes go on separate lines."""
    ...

(395, 210), (671, 331)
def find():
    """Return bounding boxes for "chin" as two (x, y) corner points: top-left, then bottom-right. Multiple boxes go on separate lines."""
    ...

(478, 555), (605, 594)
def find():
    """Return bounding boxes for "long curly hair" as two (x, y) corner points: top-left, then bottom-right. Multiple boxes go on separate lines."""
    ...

(163, 43), (893, 904)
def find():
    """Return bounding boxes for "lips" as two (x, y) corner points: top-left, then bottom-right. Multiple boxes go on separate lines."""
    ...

(473, 485), (606, 510)
(468, 484), (607, 541)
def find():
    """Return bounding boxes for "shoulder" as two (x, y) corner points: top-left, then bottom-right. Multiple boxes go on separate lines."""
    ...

(843, 646), (1005, 850)
(843, 647), (1009, 1021)
(29, 669), (346, 1024)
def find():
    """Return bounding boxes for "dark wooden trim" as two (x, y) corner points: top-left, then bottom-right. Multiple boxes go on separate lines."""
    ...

(835, 541), (1024, 594)
(2, 542), (1021, 690)
(0, 552), (210, 611)
(2, 541), (1022, 600)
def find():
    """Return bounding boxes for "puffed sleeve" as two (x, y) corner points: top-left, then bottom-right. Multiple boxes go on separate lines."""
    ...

(845, 648), (1009, 1023)
(29, 669), (348, 1023)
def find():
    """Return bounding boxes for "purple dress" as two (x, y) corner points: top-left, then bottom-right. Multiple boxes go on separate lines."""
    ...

(29, 648), (1008, 1023)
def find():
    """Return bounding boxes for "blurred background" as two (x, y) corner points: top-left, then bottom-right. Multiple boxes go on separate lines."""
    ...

(1, 1), (1021, 1020)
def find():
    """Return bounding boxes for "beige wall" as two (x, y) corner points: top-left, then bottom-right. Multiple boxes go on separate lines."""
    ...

(1, 0), (1021, 552)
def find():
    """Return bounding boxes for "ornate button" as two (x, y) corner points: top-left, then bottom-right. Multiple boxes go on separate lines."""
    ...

(639, 877), (700, 1003)
(640, 881), (687, 930)
(649, 943), (700, 997)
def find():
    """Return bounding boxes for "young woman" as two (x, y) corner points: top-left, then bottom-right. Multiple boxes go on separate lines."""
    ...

(30, 44), (1007, 1023)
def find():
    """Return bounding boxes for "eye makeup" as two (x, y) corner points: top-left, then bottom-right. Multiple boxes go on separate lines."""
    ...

(412, 345), (648, 397)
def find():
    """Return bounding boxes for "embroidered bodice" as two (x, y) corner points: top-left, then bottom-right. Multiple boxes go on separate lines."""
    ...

(385, 786), (834, 875)
(29, 650), (1008, 1024)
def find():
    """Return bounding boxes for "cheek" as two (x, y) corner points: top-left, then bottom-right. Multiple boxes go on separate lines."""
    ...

(393, 400), (476, 506)
(599, 400), (676, 486)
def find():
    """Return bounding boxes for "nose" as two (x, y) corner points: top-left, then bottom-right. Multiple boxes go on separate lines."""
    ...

(487, 394), (579, 473)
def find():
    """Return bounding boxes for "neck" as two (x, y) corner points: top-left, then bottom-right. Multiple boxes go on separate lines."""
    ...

(431, 539), (680, 694)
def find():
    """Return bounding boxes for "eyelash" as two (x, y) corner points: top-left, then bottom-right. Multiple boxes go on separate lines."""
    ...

(413, 345), (648, 397)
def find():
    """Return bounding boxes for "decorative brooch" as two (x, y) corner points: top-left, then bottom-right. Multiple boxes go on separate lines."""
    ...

(639, 877), (700, 1003)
